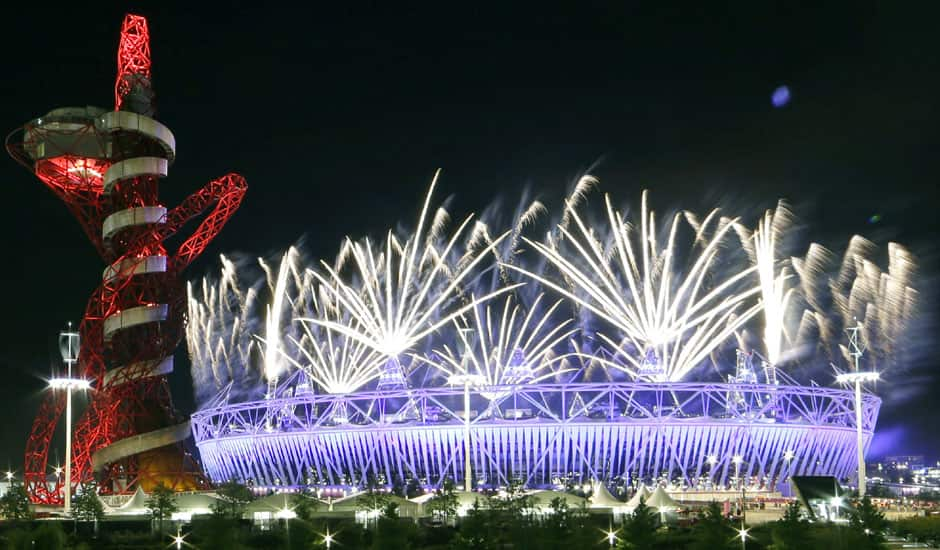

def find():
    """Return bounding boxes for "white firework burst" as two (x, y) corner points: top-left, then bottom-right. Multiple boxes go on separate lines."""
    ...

(303, 170), (519, 361)
(422, 293), (577, 399)
(509, 186), (762, 381)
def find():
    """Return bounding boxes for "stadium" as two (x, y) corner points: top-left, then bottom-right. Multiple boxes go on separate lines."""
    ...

(186, 177), (907, 497)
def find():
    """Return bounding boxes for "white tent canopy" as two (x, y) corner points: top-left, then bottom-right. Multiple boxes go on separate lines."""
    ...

(645, 486), (679, 510)
(625, 485), (652, 510)
(588, 482), (623, 509)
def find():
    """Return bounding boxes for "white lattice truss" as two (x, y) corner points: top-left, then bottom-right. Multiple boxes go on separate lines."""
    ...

(192, 381), (879, 490)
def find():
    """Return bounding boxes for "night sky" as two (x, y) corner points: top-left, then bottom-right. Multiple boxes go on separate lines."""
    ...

(0, 3), (937, 472)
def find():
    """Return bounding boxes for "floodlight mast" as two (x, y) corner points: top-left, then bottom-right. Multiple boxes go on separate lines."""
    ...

(835, 321), (878, 498)
(450, 373), (485, 492)
(57, 323), (81, 515)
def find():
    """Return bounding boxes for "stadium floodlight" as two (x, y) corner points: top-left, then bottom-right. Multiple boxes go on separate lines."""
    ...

(449, 373), (486, 492)
(836, 321), (878, 497)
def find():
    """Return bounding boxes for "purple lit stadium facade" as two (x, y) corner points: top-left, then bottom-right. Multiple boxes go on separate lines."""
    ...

(192, 380), (879, 491)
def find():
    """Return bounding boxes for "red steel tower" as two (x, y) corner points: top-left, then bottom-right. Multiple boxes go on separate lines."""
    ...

(6, 14), (247, 503)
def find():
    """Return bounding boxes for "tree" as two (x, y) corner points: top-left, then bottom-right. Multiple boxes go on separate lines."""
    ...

(491, 478), (534, 518)
(212, 478), (254, 520)
(619, 499), (659, 550)
(772, 501), (809, 548)
(72, 484), (105, 524)
(770, 501), (810, 549)
(0, 482), (33, 521)
(850, 496), (888, 547)
(291, 490), (320, 522)
(425, 478), (459, 524)
(691, 502), (734, 550)
(146, 482), (178, 534)
(452, 498), (494, 550)
(372, 502), (415, 550)
(32, 522), (67, 550)
(357, 478), (391, 524)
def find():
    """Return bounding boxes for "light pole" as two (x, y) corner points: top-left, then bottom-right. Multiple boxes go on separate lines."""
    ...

(733, 455), (746, 524)
(449, 373), (485, 492)
(50, 323), (90, 515)
(277, 505), (296, 546)
(835, 322), (878, 498)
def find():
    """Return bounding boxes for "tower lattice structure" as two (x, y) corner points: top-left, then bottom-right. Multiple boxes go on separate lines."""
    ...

(6, 14), (247, 503)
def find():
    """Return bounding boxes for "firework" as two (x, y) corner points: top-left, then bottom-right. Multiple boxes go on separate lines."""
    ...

(734, 200), (795, 365)
(186, 254), (261, 403)
(303, 170), (518, 361)
(508, 186), (762, 381)
(421, 293), (578, 399)
(186, 175), (919, 406)
(792, 235), (917, 372)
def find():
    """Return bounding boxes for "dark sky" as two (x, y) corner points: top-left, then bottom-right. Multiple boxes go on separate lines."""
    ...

(0, 3), (937, 471)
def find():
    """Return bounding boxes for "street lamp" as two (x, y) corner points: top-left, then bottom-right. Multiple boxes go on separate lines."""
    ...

(5, 470), (14, 482)
(449, 373), (486, 492)
(51, 322), (90, 515)
(322, 528), (336, 549)
(835, 322), (878, 498)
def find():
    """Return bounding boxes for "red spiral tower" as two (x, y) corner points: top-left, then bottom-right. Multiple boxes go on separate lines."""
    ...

(6, 14), (247, 503)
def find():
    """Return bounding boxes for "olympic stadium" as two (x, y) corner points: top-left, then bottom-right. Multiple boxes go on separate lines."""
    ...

(186, 179), (909, 497)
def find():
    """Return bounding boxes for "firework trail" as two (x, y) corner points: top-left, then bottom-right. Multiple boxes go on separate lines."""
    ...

(792, 235), (917, 372)
(186, 254), (262, 404)
(733, 200), (796, 365)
